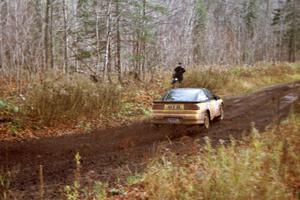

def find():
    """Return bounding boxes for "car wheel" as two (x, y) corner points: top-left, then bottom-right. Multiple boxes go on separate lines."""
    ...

(215, 105), (224, 121)
(203, 112), (210, 129)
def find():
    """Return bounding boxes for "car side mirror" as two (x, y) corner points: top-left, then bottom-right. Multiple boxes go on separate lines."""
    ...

(214, 95), (220, 100)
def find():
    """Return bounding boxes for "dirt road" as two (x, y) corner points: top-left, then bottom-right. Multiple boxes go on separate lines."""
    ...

(1, 81), (300, 199)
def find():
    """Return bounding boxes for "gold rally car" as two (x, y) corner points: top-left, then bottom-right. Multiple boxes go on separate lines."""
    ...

(152, 88), (224, 129)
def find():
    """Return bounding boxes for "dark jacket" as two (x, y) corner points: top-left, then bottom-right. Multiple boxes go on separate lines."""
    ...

(174, 66), (185, 78)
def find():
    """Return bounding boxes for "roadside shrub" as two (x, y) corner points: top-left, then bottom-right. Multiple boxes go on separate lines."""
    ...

(182, 63), (300, 95)
(258, 63), (298, 77)
(229, 66), (254, 77)
(0, 99), (20, 117)
(0, 168), (19, 200)
(141, 115), (300, 200)
(25, 74), (122, 125)
(182, 67), (233, 92)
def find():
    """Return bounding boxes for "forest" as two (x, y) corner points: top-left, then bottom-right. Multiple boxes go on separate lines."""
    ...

(0, 0), (299, 82)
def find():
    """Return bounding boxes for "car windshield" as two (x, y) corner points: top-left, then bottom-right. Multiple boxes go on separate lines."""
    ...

(161, 89), (208, 102)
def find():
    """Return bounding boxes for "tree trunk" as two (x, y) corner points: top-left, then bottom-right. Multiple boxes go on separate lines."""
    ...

(115, 0), (122, 83)
(49, 3), (54, 70)
(0, 2), (3, 73)
(104, 0), (112, 82)
(62, 0), (68, 73)
(141, 0), (146, 81)
(96, 1), (101, 75)
(288, 0), (296, 62)
(43, 0), (50, 71)
(263, 0), (270, 62)
(278, 0), (284, 61)
(72, 0), (79, 72)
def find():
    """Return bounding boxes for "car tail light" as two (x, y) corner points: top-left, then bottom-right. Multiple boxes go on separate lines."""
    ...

(152, 104), (164, 110)
(184, 104), (200, 110)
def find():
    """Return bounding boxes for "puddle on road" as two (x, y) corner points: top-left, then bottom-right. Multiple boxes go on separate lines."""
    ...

(280, 93), (299, 110)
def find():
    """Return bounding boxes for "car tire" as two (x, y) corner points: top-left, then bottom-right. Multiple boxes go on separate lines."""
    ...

(203, 112), (210, 129)
(215, 105), (224, 121)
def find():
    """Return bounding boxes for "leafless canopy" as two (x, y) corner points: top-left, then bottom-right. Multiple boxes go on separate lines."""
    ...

(0, 0), (299, 82)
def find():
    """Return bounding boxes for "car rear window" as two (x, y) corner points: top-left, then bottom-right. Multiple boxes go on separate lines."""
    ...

(161, 89), (208, 102)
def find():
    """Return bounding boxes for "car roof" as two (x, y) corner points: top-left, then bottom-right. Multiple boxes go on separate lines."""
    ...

(168, 88), (207, 93)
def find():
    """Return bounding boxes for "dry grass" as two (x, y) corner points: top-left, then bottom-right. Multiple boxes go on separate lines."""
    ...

(2, 114), (300, 200)
(138, 113), (300, 200)
(59, 111), (300, 200)
(0, 168), (19, 200)
(25, 74), (122, 125)
(1, 63), (300, 198)
(0, 62), (299, 139)
(182, 62), (300, 95)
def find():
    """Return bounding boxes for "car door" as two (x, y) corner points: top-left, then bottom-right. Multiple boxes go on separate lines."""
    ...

(203, 89), (218, 119)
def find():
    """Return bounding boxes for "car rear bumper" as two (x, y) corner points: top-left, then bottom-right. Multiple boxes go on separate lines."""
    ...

(151, 112), (205, 125)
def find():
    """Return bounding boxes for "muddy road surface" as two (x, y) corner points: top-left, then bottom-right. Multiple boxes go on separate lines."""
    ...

(1, 81), (300, 199)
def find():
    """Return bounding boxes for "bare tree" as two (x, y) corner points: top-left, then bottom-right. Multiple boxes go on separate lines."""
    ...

(62, 0), (68, 73)
(0, 0), (298, 83)
(115, 0), (122, 82)
(43, 0), (50, 71)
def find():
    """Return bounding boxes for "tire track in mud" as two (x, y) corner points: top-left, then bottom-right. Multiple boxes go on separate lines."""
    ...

(0, 81), (300, 199)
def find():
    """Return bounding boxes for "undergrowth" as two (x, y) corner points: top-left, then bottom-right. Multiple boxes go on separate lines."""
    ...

(0, 62), (299, 139)
(2, 114), (300, 199)
(0, 168), (19, 200)
(60, 99), (300, 200)
(183, 62), (300, 95)
(57, 110), (300, 200)
(136, 113), (300, 200)
(25, 74), (122, 125)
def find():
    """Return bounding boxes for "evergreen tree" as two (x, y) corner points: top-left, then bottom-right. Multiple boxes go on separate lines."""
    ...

(244, 0), (257, 39)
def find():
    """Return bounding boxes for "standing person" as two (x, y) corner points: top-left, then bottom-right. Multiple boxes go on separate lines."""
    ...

(172, 62), (186, 84)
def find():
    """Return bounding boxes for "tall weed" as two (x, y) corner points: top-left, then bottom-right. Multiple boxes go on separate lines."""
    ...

(182, 63), (300, 95)
(182, 67), (233, 91)
(26, 74), (122, 125)
(142, 115), (300, 200)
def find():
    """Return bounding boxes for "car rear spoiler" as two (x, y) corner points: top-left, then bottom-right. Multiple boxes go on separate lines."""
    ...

(153, 101), (205, 104)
